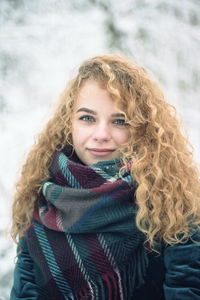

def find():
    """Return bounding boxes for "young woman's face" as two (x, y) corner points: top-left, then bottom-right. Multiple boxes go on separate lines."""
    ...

(72, 81), (130, 165)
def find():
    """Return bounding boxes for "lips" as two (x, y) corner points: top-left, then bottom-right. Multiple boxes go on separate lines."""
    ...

(87, 148), (115, 156)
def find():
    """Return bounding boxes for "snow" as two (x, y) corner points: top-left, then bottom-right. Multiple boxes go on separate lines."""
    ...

(0, 0), (200, 298)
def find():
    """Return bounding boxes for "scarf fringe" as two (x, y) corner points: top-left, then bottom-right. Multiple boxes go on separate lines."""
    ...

(74, 249), (148, 300)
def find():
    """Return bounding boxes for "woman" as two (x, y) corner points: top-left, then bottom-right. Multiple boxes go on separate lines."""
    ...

(11, 54), (200, 299)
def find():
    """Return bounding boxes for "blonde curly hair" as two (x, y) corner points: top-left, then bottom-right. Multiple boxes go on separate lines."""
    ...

(11, 54), (200, 247)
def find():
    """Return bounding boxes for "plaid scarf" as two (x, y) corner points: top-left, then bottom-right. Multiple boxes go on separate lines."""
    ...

(29, 151), (148, 299)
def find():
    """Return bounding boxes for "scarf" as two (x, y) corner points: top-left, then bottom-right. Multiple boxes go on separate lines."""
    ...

(29, 151), (148, 299)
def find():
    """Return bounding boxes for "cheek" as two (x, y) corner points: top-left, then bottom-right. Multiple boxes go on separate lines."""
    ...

(116, 130), (130, 144)
(72, 128), (80, 145)
(72, 125), (79, 144)
(72, 126), (91, 145)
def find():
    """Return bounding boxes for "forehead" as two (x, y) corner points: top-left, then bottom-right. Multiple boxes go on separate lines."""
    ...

(75, 81), (109, 104)
(75, 80), (125, 113)
(78, 80), (106, 96)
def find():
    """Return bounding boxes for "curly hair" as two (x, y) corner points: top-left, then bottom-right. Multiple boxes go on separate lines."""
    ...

(11, 54), (200, 247)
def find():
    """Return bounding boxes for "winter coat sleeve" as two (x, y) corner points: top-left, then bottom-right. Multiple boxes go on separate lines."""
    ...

(163, 229), (200, 300)
(10, 237), (38, 300)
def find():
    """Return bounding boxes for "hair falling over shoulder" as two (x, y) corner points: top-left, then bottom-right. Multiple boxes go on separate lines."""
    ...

(11, 53), (200, 247)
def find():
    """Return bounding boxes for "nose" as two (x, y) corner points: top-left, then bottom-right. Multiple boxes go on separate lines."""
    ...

(93, 122), (111, 142)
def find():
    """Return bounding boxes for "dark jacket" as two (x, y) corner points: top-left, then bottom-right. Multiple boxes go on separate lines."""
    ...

(10, 230), (200, 300)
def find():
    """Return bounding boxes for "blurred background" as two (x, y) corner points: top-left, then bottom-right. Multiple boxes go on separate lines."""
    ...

(0, 0), (200, 298)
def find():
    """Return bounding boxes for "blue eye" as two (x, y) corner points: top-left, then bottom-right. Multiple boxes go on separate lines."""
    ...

(80, 115), (94, 122)
(113, 119), (127, 125)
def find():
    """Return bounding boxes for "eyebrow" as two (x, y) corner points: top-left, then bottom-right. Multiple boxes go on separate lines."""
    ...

(76, 107), (125, 118)
(76, 108), (97, 115)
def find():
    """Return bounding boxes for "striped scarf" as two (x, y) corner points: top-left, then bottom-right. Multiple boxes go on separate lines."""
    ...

(29, 151), (148, 299)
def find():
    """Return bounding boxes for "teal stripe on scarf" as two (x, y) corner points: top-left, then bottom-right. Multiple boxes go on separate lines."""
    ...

(65, 233), (99, 298)
(34, 223), (73, 296)
(58, 152), (82, 189)
(42, 182), (63, 204)
(69, 234), (99, 278)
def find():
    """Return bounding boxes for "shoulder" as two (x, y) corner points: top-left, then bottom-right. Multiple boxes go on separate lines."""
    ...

(163, 228), (200, 300)
(164, 227), (200, 263)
